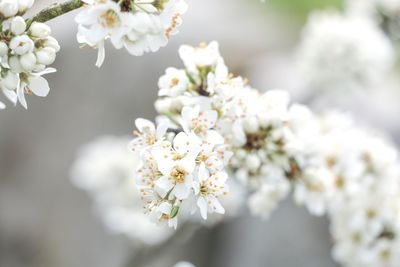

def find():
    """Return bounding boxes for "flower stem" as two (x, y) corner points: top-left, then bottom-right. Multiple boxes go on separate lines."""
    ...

(27, 0), (85, 26)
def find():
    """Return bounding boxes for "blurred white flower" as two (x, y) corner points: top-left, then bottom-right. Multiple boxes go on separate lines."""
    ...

(297, 10), (394, 92)
(71, 136), (173, 245)
(174, 262), (196, 267)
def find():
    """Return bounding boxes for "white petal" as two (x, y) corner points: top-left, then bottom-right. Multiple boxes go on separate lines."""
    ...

(3, 89), (17, 104)
(198, 163), (208, 183)
(157, 202), (172, 214)
(197, 197), (208, 220)
(28, 76), (50, 97)
(156, 122), (169, 140)
(0, 101), (5, 109)
(135, 118), (155, 133)
(17, 81), (27, 109)
(173, 183), (190, 200)
(95, 41), (105, 68)
(155, 176), (174, 197)
(211, 196), (225, 214)
(173, 132), (201, 155)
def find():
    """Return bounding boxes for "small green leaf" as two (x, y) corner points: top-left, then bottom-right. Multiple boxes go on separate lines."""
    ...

(169, 206), (180, 219)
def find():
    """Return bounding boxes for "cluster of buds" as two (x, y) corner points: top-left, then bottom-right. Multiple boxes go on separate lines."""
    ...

(0, 1), (60, 109)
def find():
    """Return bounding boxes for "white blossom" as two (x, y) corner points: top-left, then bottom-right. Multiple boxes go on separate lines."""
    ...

(297, 10), (395, 91)
(76, 0), (188, 67)
(0, 16), (59, 110)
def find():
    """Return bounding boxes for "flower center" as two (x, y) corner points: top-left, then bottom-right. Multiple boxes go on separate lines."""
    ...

(170, 167), (187, 184)
(200, 184), (209, 195)
(170, 78), (180, 87)
(100, 10), (120, 28)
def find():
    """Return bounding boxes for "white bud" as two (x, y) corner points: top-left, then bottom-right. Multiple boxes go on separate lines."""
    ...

(246, 154), (261, 172)
(35, 47), (56, 65)
(17, 0), (34, 14)
(0, 0), (18, 18)
(11, 16), (27, 35)
(9, 56), (24, 73)
(235, 149), (247, 160)
(244, 116), (259, 134)
(29, 22), (51, 38)
(0, 41), (8, 57)
(9, 35), (34, 55)
(44, 36), (60, 52)
(20, 52), (37, 71)
(2, 71), (19, 90)
(154, 98), (172, 114)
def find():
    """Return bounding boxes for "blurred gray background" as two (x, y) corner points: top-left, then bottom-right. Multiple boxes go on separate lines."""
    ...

(3, 0), (396, 266)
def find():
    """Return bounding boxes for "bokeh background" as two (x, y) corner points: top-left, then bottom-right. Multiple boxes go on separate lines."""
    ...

(1, 0), (399, 267)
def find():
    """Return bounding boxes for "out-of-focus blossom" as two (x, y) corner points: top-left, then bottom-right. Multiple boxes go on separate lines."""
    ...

(71, 136), (173, 245)
(297, 10), (394, 92)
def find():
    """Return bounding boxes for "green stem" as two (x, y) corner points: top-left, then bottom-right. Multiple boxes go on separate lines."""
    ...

(27, 0), (85, 26)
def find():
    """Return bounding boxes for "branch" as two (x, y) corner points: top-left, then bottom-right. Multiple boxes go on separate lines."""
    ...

(27, 0), (84, 26)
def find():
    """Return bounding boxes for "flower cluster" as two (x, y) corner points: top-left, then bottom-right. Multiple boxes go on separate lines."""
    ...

(131, 109), (232, 229)
(154, 42), (316, 219)
(76, 0), (188, 67)
(0, 3), (60, 109)
(317, 113), (400, 267)
(71, 136), (173, 245)
(296, 10), (394, 92)
(145, 42), (400, 267)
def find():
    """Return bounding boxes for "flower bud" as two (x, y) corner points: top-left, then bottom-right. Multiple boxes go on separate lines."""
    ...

(36, 47), (56, 65)
(2, 71), (19, 90)
(44, 36), (60, 52)
(17, 0), (34, 14)
(11, 16), (27, 35)
(20, 52), (37, 71)
(244, 116), (259, 134)
(246, 154), (261, 172)
(154, 98), (172, 114)
(29, 22), (51, 38)
(0, 0), (18, 18)
(9, 35), (34, 55)
(9, 56), (24, 73)
(0, 41), (8, 57)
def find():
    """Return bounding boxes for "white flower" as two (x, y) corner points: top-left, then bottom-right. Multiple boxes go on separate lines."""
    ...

(174, 262), (196, 267)
(130, 118), (168, 152)
(16, 68), (56, 109)
(193, 164), (227, 219)
(158, 67), (189, 97)
(152, 132), (200, 200)
(151, 201), (178, 229)
(181, 106), (219, 138)
(9, 35), (34, 55)
(179, 41), (223, 72)
(297, 10), (395, 91)
(76, 0), (188, 67)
